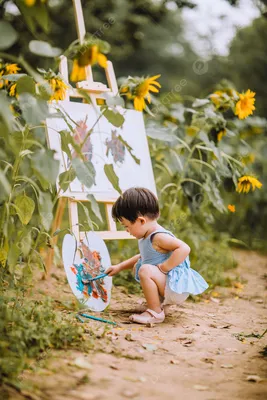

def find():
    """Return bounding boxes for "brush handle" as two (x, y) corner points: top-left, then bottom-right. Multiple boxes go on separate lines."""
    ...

(79, 313), (116, 325)
(89, 273), (108, 281)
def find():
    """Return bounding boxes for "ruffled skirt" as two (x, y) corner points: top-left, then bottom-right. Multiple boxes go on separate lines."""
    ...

(134, 256), (208, 305)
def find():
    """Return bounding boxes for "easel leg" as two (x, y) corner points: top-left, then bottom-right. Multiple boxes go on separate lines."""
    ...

(43, 197), (67, 279)
(68, 199), (80, 242)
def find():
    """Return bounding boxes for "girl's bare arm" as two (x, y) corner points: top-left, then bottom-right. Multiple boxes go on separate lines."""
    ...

(106, 254), (141, 276)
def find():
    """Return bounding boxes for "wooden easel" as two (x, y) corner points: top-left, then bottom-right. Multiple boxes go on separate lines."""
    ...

(44, 0), (134, 278)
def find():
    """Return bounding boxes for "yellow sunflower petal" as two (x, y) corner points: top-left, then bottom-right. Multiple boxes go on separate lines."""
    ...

(134, 96), (145, 111)
(9, 83), (17, 97)
(146, 92), (151, 104)
(24, 0), (36, 5)
(148, 85), (159, 93)
(148, 74), (161, 81)
(90, 45), (99, 65)
(70, 59), (87, 82)
(97, 53), (107, 68)
(148, 80), (161, 88)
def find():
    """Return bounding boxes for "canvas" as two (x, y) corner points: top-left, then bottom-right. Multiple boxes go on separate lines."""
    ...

(46, 101), (157, 201)
(62, 232), (112, 311)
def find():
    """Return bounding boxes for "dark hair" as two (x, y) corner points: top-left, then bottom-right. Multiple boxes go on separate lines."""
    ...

(112, 187), (159, 223)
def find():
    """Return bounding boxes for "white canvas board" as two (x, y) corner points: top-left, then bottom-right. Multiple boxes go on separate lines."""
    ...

(46, 100), (157, 200)
(62, 232), (112, 311)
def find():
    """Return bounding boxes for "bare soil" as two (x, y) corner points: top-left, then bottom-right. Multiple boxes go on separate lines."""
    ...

(2, 249), (267, 400)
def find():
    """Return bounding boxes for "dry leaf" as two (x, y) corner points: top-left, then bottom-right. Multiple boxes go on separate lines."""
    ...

(209, 323), (217, 328)
(225, 348), (238, 352)
(201, 358), (215, 364)
(181, 339), (193, 347)
(218, 324), (231, 329)
(142, 343), (158, 351)
(125, 333), (135, 341)
(194, 385), (209, 391)
(210, 297), (220, 303)
(71, 357), (92, 370)
(221, 364), (234, 369)
(121, 389), (140, 398)
(234, 282), (244, 289)
(109, 364), (119, 370)
(246, 375), (262, 383)
(123, 376), (138, 382)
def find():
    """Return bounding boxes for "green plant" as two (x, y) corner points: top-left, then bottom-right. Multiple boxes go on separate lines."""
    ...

(0, 283), (88, 385)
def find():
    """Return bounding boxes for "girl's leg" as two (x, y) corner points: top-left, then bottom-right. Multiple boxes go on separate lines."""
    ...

(138, 263), (166, 313)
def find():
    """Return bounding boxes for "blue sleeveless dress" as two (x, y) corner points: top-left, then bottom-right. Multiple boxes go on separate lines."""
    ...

(134, 227), (208, 303)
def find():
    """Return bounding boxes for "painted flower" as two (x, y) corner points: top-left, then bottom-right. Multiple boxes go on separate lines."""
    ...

(49, 77), (69, 101)
(133, 75), (161, 111)
(227, 204), (236, 213)
(235, 89), (256, 120)
(236, 175), (262, 194)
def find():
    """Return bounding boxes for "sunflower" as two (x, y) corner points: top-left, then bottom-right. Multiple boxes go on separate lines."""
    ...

(217, 129), (226, 141)
(133, 75), (161, 111)
(236, 175), (262, 194)
(70, 59), (87, 82)
(235, 89), (256, 120)
(120, 86), (133, 100)
(0, 63), (21, 89)
(70, 45), (107, 82)
(49, 77), (69, 101)
(5, 63), (21, 75)
(9, 83), (17, 97)
(77, 45), (107, 68)
(210, 90), (224, 107)
(24, 0), (37, 5)
(0, 70), (4, 89)
(227, 204), (236, 213)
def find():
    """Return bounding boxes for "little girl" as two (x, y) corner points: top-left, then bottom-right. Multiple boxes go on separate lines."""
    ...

(106, 187), (208, 324)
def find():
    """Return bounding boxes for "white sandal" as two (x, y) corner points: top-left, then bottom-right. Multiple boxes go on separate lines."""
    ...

(129, 308), (165, 324)
(134, 302), (172, 315)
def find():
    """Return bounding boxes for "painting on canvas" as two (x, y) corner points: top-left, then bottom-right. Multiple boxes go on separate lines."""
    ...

(46, 101), (157, 201)
(62, 232), (112, 311)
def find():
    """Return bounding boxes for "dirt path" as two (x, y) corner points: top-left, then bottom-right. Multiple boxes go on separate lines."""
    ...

(4, 249), (267, 400)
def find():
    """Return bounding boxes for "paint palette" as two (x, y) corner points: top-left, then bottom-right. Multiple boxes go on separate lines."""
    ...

(62, 232), (112, 311)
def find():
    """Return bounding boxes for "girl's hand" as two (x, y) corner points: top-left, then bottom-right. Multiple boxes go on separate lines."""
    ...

(105, 264), (121, 276)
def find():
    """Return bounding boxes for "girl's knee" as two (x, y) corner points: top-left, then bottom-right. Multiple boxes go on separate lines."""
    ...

(138, 263), (153, 279)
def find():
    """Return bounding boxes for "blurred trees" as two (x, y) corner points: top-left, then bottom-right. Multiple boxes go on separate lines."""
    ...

(2, 1), (266, 116)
